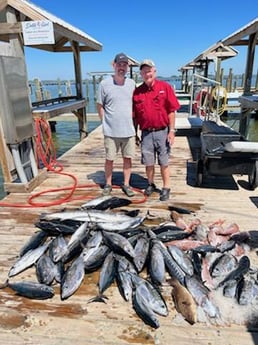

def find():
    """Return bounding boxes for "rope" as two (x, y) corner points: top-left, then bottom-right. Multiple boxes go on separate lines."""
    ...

(0, 118), (147, 208)
(209, 86), (228, 116)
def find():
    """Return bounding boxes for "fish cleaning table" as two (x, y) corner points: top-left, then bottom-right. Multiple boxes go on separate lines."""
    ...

(195, 120), (258, 189)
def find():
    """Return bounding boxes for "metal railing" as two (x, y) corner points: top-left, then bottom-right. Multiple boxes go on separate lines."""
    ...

(189, 73), (223, 120)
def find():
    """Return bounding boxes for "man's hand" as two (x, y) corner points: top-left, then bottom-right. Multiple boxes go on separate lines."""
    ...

(135, 135), (141, 146)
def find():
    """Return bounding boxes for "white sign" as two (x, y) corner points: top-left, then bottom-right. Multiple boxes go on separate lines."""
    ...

(22, 20), (55, 45)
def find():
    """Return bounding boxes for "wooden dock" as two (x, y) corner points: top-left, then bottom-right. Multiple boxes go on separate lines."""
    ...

(0, 124), (258, 345)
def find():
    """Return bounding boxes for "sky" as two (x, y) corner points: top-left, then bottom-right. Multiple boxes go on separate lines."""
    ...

(23, 0), (258, 80)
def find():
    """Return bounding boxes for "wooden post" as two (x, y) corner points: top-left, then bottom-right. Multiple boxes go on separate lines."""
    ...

(239, 32), (257, 137)
(228, 68), (233, 92)
(72, 41), (87, 139)
(0, 119), (13, 184)
(85, 79), (90, 103)
(66, 80), (72, 96)
(220, 68), (224, 87)
(92, 75), (97, 101)
(57, 78), (62, 97)
(241, 73), (245, 89)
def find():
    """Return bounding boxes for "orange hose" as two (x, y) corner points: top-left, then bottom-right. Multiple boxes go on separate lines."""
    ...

(0, 119), (147, 208)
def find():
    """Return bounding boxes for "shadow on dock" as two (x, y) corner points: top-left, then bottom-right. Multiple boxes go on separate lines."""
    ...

(87, 171), (148, 190)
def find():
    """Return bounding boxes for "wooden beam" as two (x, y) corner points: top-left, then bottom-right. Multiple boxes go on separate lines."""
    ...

(223, 21), (258, 46)
(0, 118), (13, 183)
(0, 1), (7, 12)
(0, 22), (21, 34)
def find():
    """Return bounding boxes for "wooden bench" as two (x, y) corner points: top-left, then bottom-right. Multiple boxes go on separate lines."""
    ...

(32, 96), (88, 139)
(32, 96), (86, 120)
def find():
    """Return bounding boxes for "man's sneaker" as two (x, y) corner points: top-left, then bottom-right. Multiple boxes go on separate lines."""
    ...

(102, 184), (112, 196)
(159, 188), (170, 201)
(144, 183), (156, 196)
(121, 185), (135, 197)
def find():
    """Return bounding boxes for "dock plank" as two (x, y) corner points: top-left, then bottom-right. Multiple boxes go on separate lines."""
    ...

(0, 124), (258, 344)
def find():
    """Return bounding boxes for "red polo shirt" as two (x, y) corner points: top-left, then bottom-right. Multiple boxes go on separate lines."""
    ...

(133, 79), (180, 130)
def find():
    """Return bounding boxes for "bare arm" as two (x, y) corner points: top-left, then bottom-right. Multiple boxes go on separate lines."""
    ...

(97, 103), (104, 121)
(167, 111), (177, 145)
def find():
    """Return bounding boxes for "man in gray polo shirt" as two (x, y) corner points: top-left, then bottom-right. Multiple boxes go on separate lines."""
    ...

(97, 52), (136, 197)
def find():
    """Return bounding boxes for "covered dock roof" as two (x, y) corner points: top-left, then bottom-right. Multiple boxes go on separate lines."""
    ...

(0, 0), (102, 52)
(222, 17), (258, 47)
(221, 17), (258, 136)
(179, 41), (238, 72)
(221, 17), (257, 94)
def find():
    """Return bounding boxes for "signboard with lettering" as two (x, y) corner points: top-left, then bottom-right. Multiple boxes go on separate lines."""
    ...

(22, 20), (55, 45)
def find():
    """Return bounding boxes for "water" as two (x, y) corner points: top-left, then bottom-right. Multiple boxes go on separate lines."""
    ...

(29, 77), (184, 113)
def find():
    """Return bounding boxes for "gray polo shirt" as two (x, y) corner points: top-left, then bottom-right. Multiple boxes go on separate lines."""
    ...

(97, 76), (136, 138)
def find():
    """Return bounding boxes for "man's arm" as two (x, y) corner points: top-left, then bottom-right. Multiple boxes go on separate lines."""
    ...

(97, 103), (104, 121)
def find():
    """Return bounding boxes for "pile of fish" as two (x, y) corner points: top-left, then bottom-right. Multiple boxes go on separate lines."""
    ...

(2, 195), (258, 329)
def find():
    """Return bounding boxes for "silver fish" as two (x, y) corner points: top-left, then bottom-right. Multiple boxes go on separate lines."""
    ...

(97, 216), (145, 232)
(82, 230), (103, 263)
(102, 231), (135, 259)
(157, 240), (186, 285)
(133, 234), (150, 273)
(115, 255), (136, 302)
(185, 275), (220, 319)
(81, 195), (113, 208)
(20, 230), (48, 257)
(9, 243), (49, 278)
(35, 219), (78, 236)
(193, 223), (210, 241)
(132, 286), (160, 329)
(131, 274), (168, 317)
(237, 272), (258, 305)
(40, 209), (139, 223)
(7, 280), (55, 300)
(55, 261), (65, 284)
(66, 221), (89, 250)
(61, 253), (85, 300)
(98, 251), (116, 294)
(36, 254), (57, 285)
(217, 255), (250, 288)
(83, 244), (110, 272)
(210, 253), (238, 278)
(83, 196), (132, 211)
(56, 222), (89, 263)
(148, 241), (166, 285)
(49, 235), (68, 263)
(223, 279), (238, 298)
(167, 245), (194, 276)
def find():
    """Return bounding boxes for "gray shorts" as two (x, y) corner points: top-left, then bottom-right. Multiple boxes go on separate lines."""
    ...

(104, 136), (135, 161)
(141, 129), (170, 166)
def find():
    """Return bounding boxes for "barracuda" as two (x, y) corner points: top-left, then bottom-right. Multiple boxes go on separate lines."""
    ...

(40, 209), (140, 223)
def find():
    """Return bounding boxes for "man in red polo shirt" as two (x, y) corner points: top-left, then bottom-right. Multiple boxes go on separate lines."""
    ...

(133, 59), (180, 201)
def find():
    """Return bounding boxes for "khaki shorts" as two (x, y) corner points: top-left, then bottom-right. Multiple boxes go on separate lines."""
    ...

(104, 136), (135, 161)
